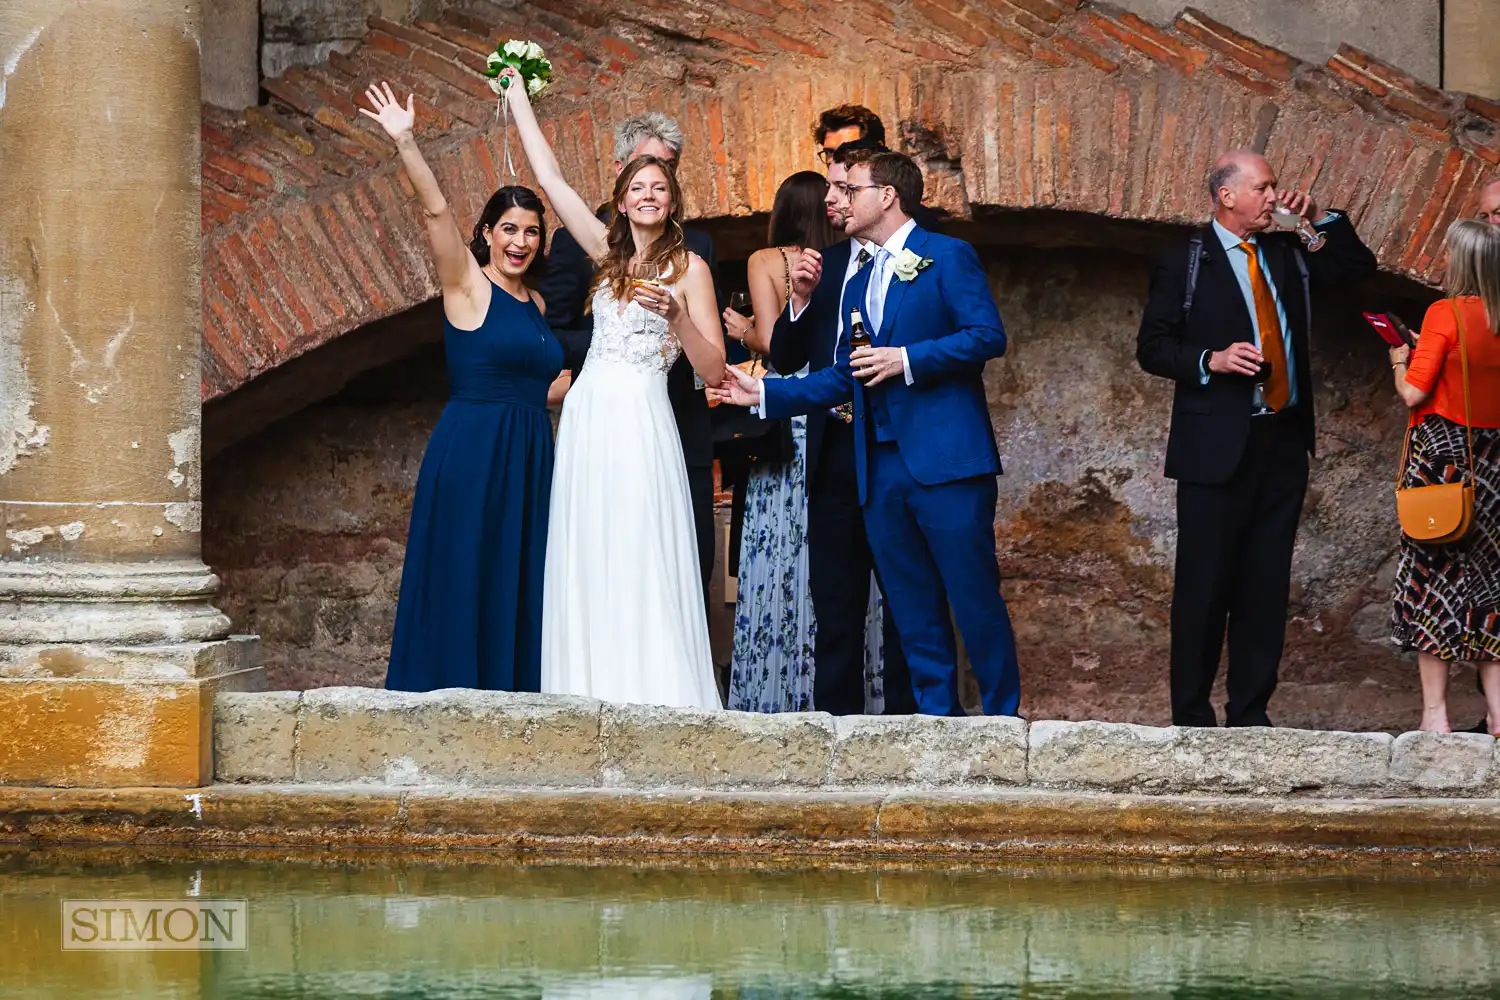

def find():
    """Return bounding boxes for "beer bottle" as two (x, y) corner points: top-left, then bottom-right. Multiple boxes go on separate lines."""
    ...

(849, 309), (870, 350)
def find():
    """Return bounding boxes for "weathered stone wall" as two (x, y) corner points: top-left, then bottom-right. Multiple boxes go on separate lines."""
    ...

(204, 240), (1473, 732)
(1113, 0), (1441, 87)
(260, 0), (464, 78)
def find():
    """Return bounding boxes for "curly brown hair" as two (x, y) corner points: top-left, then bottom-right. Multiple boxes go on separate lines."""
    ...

(591, 156), (690, 306)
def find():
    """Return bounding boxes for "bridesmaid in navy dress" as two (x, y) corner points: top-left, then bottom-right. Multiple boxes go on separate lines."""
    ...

(360, 82), (568, 692)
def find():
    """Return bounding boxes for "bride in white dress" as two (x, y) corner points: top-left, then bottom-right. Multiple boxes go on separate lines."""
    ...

(500, 68), (725, 709)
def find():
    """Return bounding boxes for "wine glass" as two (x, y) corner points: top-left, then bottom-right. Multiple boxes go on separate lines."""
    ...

(631, 261), (663, 332)
(1270, 203), (1327, 251)
(729, 290), (752, 317)
(1253, 359), (1274, 415)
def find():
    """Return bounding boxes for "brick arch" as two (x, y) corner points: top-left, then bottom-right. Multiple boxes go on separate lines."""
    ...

(200, 0), (1500, 400)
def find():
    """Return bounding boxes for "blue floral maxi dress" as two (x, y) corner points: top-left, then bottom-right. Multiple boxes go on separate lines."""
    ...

(728, 370), (889, 713)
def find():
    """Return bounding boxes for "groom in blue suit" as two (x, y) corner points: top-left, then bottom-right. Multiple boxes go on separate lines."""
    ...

(716, 150), (1021, 717)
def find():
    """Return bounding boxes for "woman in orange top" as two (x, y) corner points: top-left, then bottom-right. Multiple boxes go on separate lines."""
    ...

(1388, 218), (1500, 735)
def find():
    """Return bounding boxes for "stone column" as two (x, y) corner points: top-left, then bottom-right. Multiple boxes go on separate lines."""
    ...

(0, 0), (261, 787)
(202, 0), (262, 111)
(1445, 0), (1500, 99)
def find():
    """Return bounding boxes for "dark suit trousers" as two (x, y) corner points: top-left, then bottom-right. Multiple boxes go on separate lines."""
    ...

(687, 464), (715, 606)
(807, 422), (916, 715)
(1171, 411), (1309, 728)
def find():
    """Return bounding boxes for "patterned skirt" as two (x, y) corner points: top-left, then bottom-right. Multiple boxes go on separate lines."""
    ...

(1391, 415), (1500, 662)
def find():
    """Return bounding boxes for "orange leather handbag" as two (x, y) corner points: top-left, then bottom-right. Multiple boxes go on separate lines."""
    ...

(1396, 299), (1475, 545)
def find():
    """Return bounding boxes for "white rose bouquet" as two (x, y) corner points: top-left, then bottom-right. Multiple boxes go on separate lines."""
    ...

(484, 39), (554, 176)
(485, 40), (553, 98)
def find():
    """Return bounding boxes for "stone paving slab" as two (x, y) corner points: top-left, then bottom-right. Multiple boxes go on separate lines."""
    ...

(289, 688), (604, 787)
(212, 689), (1500, 800)
(1027, 720), (1396, 796)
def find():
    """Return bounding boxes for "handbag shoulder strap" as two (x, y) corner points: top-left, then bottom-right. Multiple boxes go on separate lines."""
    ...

(1453, 298), (1476, 485)
(779, 248), (793, 310)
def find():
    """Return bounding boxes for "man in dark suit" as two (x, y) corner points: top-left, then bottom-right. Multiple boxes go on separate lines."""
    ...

(766, 142), (916, 715)
(1137, 149), (1376, 727)
(538, 112), (721, 603)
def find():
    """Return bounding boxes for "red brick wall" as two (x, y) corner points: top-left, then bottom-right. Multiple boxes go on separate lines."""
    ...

(200, 2), (1500, 402)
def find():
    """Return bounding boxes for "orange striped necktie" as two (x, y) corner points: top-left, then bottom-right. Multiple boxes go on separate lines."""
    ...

(1236, 241), (1290, 411)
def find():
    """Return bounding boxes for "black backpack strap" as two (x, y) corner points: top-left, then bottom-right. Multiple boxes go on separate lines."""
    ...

(1183, 232), (1205, 316)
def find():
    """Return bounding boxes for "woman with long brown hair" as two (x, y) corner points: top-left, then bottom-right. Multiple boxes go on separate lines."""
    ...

(1389, 218), (1500, 734)
(721, 171), (843, 712)
(500, 66), (726, 709)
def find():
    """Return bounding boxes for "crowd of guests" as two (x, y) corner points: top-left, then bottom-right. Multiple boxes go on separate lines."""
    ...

(361, 71), (1500, 736)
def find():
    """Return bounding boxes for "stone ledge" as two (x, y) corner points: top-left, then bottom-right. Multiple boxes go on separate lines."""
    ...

(213, 689), (1500, 799)
(1027, 720), (1398, 797)
(4, 785), (1500, 863)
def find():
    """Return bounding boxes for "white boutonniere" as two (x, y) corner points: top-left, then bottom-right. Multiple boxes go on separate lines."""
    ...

(892, 248), (934, 282)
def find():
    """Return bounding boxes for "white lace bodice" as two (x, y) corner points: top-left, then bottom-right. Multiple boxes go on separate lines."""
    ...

(583, 286), (681, 377)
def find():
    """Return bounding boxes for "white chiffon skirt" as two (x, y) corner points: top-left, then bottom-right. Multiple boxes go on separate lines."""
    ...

(540, 360), (721, 709)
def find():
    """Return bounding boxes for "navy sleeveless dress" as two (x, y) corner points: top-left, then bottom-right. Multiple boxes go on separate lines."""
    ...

(386, 283), (564, 692)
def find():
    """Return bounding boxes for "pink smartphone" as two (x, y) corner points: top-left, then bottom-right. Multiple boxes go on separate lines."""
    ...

(1363, 311), (1414, 348)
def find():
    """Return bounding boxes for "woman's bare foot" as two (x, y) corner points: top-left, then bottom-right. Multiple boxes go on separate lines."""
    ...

(1419, 707), (1452, 733)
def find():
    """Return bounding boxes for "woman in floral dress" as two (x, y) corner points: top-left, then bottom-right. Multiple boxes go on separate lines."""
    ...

(722, 172), (888, 713)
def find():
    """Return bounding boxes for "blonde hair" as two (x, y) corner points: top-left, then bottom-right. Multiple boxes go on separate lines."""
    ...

(1444, 218), (1500, 334)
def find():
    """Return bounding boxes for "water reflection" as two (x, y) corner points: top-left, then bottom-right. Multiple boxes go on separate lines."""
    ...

(1, 852), (1497, 998)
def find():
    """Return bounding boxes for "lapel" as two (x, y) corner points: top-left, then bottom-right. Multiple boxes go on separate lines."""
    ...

(1204, 230), (1255, 343)
(875, 226), (929, 345)
(844, 264), (874, 413)
(845, 264), (873, 346)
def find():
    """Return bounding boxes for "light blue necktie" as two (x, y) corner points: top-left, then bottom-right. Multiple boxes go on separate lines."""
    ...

(865, 247), (890, 336)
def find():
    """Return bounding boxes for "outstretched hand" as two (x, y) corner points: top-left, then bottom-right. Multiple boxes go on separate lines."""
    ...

(359, 82), (415, 141)
(707, 365), (762, 408)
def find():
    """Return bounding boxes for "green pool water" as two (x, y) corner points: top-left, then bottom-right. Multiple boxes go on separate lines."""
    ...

(2, 851), (1497, 998)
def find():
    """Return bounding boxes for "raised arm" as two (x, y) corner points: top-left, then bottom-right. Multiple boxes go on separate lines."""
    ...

(360, 82), (481, 299)
(499, 67), (608, 260)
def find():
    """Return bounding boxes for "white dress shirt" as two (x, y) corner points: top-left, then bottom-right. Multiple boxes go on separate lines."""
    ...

(763, 220), (921, 412)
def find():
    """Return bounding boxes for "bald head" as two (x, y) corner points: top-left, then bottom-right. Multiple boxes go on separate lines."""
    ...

(1206, 150), (1268, 201)
(1479, 177), (1500, 226)
(1208, 149), (1278, 237)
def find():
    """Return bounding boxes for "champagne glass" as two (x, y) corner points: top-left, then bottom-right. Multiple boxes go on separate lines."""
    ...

(728, 290), (755, 373)
(631, 261), (664, 332)
(1271, 203), (1327, 251)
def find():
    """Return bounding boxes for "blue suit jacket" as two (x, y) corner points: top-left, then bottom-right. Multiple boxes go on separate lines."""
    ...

(763, 227), (1005, 503)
